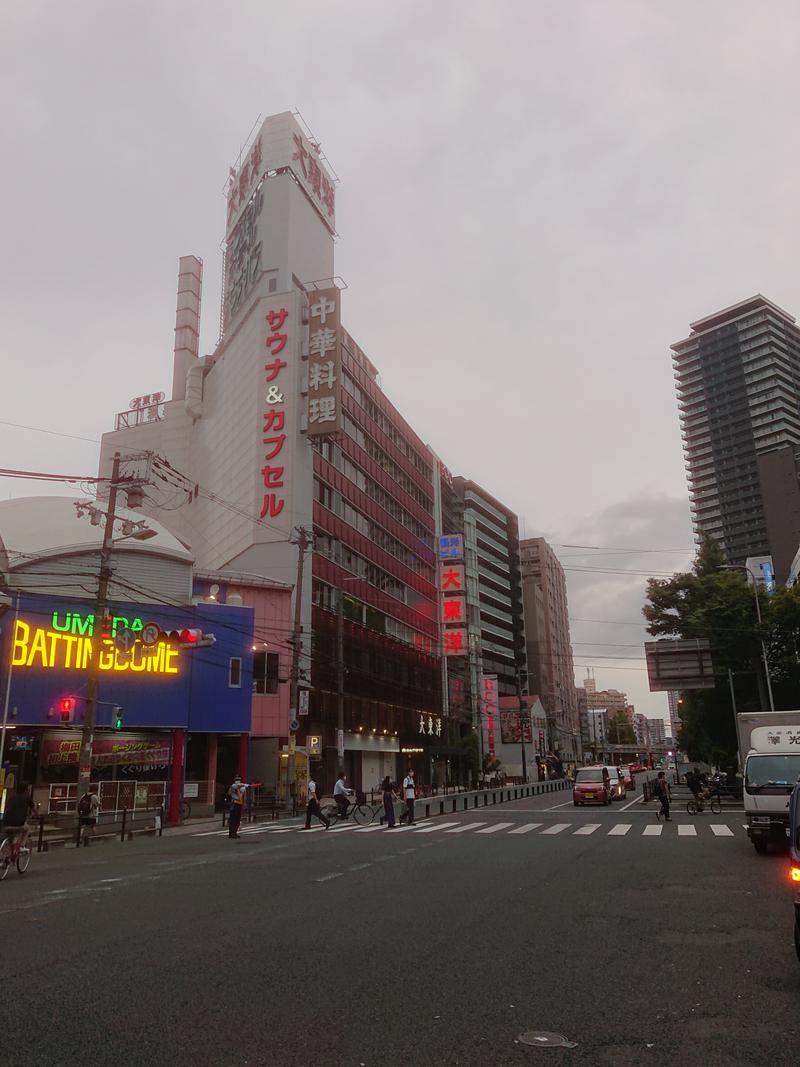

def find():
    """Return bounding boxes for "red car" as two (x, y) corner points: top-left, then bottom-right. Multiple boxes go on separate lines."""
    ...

(573, 766), (611, 806)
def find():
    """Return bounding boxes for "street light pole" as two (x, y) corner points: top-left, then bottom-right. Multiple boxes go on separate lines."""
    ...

(723, 564), (775, 712)
(515, 670), (528, 784)
(287, 526), (312, 804)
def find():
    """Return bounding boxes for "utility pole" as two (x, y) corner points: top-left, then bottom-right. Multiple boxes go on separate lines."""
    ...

(0, 591), (20, 776)
(76, 452), (122, 808)
(336, 588), (344, 776)
(287, 526), (311, 804)
(515, 669), (528, 783)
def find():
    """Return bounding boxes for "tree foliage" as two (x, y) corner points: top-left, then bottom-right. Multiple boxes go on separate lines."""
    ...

(642, 535), (800, 763)
(607, 712), (635, 745)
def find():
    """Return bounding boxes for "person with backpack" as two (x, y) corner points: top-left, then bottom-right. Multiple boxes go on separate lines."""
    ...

(78, 786), (101, 846)
(654, 771), (671, 822)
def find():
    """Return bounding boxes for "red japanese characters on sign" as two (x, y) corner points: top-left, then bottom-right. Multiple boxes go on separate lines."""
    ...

(440, 558), (467, 656)
(483, 674), (499, 757)
(291, 131), (336, 230)
(260, 306), (290, 521)
(227, 136), (263, 232)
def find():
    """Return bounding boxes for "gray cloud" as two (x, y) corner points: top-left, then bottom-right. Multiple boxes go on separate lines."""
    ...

(1, 2), (795, 723)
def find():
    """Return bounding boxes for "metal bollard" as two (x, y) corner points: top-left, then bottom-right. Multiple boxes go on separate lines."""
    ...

(158, 805), (164, 837)
(37, 814), (45, 853)
(121, 808), (127, 842)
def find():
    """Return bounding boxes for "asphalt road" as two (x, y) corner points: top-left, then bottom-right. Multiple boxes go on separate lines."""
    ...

(3, 782), (797, 1067)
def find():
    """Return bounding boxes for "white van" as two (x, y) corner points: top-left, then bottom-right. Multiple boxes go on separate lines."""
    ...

(604, 766), (625, 801)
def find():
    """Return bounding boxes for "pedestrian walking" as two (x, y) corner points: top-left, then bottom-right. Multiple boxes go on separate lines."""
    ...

(227, 774), (248, 838)
(381, 776), (398, 829)
(78, 785), (100, 846)
(401, 768), (416, 825)
(654, 771), (671, 822)
(302, 774), (330, 830)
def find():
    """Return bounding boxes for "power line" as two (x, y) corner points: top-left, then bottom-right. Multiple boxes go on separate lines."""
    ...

(0, 420), (101, 445)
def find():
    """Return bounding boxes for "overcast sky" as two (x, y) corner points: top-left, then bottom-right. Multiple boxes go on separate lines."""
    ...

(3, 1), (800, 721)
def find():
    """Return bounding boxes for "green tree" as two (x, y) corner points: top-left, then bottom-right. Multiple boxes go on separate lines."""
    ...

(642, 536), (770, 763)
(607, 712), (635, 745)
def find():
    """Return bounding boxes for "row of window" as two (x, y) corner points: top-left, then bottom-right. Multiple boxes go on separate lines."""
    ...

(315, 533), (422, 606)
(313, 477), (433, 578)
(312, 579), (434, 653)
(314, 444), (432, 543)
(342, 412), (433, 510)
(342, 373), (432, 478)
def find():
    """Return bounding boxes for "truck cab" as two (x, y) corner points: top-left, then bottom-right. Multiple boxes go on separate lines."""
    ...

(743, 726), (800, 854)
(789, 784), (800, 962)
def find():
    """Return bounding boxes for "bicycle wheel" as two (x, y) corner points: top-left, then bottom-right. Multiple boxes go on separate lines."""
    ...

(353, 804), (374, 826)
(320, 803), (338, 823)
(16, 846), (31, 874)
(686, 800), (698, 816)
(0, 840), (11, 881)
(710, 797), (721, 815)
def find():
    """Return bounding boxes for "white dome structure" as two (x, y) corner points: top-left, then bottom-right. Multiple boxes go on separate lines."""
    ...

(0, 496), (194, 605)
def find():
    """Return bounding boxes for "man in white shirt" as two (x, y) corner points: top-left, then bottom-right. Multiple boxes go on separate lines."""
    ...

(333, 774), (352, 819)
(302, 775), (330, 830)
(402, 769), (416, 826)
(227, 774), (248, 839)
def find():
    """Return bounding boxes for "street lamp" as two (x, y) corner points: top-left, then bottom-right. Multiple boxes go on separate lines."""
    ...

(722, 564), (775, 712)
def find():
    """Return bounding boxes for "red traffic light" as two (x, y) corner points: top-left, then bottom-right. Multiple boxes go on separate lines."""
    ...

(180, 628), (201, 644)
(58, 697), (76, 722)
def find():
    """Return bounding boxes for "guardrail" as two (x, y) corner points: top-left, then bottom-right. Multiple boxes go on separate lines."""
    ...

(410, 778), (571, 820)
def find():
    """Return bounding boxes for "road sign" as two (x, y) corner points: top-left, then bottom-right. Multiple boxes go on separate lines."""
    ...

(289, 718), (300, 732)
(288, 734), (296, 755)
(337, 728), (344, 759)
(115, 627), (136, 652)
(141, 622), (160, 647)
(299, 689), (309, 716)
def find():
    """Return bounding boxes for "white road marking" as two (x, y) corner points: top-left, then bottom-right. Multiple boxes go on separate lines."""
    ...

(541, 823), (570, 835)
(710, 824), (734, 837)
(573, 824), (600, 836)
(348, 863), (372, 871)
(642, 824), (663, 836)
(328, 824), (359, 832)
(476, 822), (515, 834)
(353, 825), (383, 833)
(620, 794), (643, 811)
(608, 824), (631, 836)
(678, 824), (697, 837)
(413, 822), (460, 833)
(543, 801), (576, 811)
(315, 872), (344, 882)
(446, 823), (486, 833)
(508, 823), (542, 834)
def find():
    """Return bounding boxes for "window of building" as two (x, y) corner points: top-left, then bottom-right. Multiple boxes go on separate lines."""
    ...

(252, 651), (279, 695)
(229, 658), (242, 688)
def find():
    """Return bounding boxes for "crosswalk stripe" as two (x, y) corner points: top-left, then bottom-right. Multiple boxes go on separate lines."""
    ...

(642, 825), (663, 836)
(328, 823), (359, 832)
(541, 823), (570, 835)
(710, 824), (734, 837)
(354, 825), (383, 833)
(508, 823), (542, 834)
(446, 822), (486, 833)
(608, 824), (631, 836)
(476, 822), (515, 834)
(573, 824), (600, 835)
(413, 822), (460, 833)
(678, 824), (697, 837)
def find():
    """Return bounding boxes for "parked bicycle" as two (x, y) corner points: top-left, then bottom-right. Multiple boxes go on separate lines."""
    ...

(320, 796), (376, 826)
(0, 831), (31, 879)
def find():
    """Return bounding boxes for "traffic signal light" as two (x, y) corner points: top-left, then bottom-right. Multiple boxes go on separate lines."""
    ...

(113, 705), (124, 730)
(58, 697), (76, 723)
(163, 628), (216, 649)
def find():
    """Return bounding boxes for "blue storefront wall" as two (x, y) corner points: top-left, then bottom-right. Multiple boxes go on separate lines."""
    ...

(0, 594), (254, 733)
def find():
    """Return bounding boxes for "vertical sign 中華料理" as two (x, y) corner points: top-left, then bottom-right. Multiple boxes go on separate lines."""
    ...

(306, 288), (342, 437)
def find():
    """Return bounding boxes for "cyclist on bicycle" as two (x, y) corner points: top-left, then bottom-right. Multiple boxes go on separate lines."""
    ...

(2, 783), (35, 848)
(333, 773), (353, 819)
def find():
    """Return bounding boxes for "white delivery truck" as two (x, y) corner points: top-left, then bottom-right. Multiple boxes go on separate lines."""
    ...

(737, 711), (800, 854)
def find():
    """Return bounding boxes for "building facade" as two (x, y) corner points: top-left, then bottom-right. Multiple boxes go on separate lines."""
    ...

(672, 295), (800, 570)
(520, 537), (579, 761)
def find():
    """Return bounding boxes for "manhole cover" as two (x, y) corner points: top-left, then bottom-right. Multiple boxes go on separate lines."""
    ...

(518, 1031), (577, 1049)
